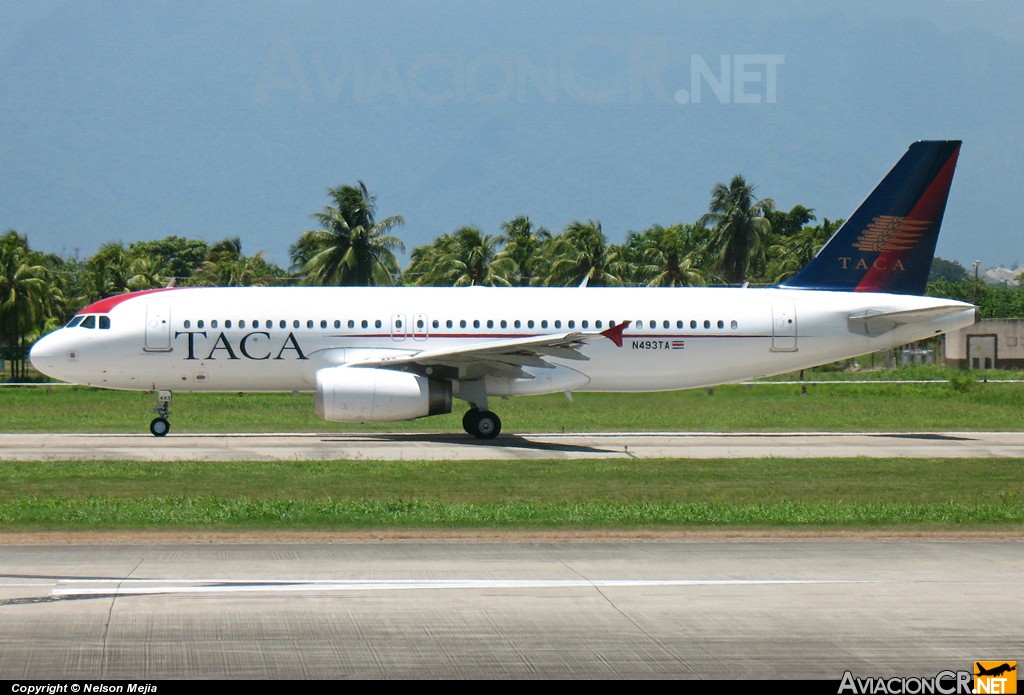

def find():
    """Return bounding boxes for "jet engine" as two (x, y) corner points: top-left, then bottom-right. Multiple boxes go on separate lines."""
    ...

(314, 367), (452, 422)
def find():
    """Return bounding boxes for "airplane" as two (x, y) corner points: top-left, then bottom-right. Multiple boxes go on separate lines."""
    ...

(29, 140), (976, 439)
(975, 663), (1017, 678)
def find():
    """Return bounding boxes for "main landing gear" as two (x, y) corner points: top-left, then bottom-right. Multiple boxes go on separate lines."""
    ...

(458, 380), (502, 439)
(150, 390), (172, 437)
(462, 408), (501, 439)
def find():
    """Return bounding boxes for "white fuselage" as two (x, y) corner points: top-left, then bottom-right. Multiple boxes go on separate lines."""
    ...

(30, 286), (976, 395)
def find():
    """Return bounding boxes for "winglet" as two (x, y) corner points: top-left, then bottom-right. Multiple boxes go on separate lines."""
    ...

(601, 321), (630, 347)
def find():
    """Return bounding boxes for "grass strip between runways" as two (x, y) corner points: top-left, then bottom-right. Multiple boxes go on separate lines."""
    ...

(1, 498), (1022, 530)
(1, 458), (1022, 531)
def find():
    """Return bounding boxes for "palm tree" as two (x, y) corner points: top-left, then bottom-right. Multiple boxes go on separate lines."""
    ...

(78, 242), (166, 303)
(543, 220), (623, 287)
(621, 224), (713, 287)
(0, 231), (61, 380)
(494, 215), (551, 286)
(291, 181), (404, 286)
(699, 175), (774, 285)
(190, 237), (283, 287)
(406, 227), (513, 286)
(764, 219), (838, 284)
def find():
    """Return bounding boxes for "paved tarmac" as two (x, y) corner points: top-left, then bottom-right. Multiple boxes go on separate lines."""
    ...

(0, 539), (1021, 679)
(2, 430), (1024, 460)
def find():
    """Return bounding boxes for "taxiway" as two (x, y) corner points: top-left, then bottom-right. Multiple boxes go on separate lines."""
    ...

(2, 430), (1024, 460)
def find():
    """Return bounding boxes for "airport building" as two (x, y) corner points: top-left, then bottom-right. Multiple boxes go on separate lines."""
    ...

(943, 319), (1024, 369)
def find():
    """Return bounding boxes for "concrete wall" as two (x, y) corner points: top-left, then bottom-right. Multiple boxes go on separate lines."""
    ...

(944, 319), (1024, 369)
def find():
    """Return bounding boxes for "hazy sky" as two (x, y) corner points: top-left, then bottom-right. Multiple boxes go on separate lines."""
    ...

(2, 1), (1022, 269)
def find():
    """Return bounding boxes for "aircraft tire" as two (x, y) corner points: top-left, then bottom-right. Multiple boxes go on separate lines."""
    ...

(473, 410), (501, 439)
(150, 417), (170, 437)
(462, 408), (480, 435)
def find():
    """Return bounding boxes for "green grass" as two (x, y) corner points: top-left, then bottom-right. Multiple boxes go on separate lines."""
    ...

(2, 379), (1024, 433)
(3, 377), (1022, 532)
(0, 459), (1021, 531)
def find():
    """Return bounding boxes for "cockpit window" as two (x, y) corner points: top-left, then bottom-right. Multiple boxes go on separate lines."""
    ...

(99, 316), (111, 329)
(66, 316), (84, 328)
(81, 316), (96, 329)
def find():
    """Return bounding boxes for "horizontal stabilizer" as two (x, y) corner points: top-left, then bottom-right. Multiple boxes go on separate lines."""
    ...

(848, 304), (974, 336)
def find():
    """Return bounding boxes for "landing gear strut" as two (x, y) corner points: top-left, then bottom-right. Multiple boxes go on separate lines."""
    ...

(462, 407), (501, 439)
(150, 390), (172, 437)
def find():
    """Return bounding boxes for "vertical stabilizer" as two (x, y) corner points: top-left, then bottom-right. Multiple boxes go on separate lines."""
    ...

(780, 141), (961, 295)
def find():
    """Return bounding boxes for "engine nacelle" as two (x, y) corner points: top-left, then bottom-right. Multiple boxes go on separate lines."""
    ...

(315, 367), (452, 422)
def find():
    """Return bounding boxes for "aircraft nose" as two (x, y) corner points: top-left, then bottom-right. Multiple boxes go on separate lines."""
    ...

(29, 333), (54, 364)
(29, 330), (72, 380)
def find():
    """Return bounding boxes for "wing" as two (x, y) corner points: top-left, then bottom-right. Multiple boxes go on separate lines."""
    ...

(344, 322), (629, 380)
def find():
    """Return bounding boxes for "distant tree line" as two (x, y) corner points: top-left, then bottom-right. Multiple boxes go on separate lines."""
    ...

(2, 178), (1019, 378)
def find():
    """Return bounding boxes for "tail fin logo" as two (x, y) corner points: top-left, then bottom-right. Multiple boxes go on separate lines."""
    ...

(853, 216), (931, 252)
(778, 140), (960, 295)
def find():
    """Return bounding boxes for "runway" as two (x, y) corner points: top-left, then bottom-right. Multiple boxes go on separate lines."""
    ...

(1, 539), (1021, 679)
(3, 433), (1021, 679)
(2, 430), (1024, 460)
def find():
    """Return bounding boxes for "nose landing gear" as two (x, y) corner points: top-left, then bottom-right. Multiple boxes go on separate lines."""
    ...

(150, 390), (172, 436)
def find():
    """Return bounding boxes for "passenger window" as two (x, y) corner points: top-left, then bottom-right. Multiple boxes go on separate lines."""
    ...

(280, 320), (287, 329)
(321, 320), (327, 329)
(374, 319), (382, 329)
(731, 320), (738, 329)
(225, 320), (232, 329)
(473, 320), (480, 328)
(500, 320), (507, 329)
(446, 320), (453, 328)
(663, 320), (670, 329)
(99, 316), (111, 329)
(211, 320), (218, 329)
(514, 320), (521, 328)
(418, 319), (425, 329)
(568, 320), (575, 329)
(596, 320), (603, 329)
(677, 320), (683, 329)
(690, 320), (697, 329)
(460, 320), (466, 328)
(717, 320), (724, 329)
(334, 320), (341, 329)
(82, 316), (96, 329)
(431, 319), (438, 329)
(198, 320), (205, 329)
(541, 320), (548, 329)
(527, 320), (535, 329)
(486, 320), (493, 329)
(361, 320), (368, 329)
(703, 320), (711, 329)
(581, 320), (588, 329)
(348, 320), (354, 328)
(183, 319), (191, 329)
(554, 320), (561, 329)
(239, 320), (246, 329)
